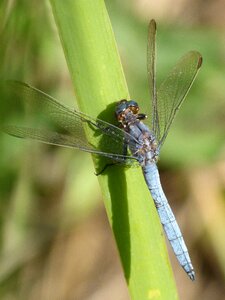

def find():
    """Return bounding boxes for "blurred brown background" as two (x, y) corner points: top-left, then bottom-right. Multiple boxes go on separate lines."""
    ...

(0, 0), (225, 299)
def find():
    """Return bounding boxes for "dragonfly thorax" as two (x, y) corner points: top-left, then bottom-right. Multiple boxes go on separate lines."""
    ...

(115, 99), (158, 164)
(133, 131), (159, 165)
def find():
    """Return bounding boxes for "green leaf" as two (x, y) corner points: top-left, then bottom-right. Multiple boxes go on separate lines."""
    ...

(50, 1), (178, 299)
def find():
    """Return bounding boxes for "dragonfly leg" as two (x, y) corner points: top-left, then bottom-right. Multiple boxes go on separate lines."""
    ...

(95, 139), (128, 175)
(95, 162), (120, 176)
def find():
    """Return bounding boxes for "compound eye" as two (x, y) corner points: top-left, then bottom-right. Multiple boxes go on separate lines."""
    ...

(115, 99), (128, 115)
(118, 99), (127, 105)
(127, 100), (139, 114)
(129, 105), (139, 114)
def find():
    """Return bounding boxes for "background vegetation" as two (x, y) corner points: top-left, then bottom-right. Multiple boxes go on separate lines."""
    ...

(0, 0), (225, 299)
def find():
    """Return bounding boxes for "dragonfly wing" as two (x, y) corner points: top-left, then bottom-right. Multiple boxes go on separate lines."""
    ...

(1, 81), (138, 164)
(147, 19), (160, 138)
(2, 125), (136, 163)
(156, 51), (202, 147)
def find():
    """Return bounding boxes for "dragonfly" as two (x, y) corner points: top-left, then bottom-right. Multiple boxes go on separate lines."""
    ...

(1, 20), (202, 280)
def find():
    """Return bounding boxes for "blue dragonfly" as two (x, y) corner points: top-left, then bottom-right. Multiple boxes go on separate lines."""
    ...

(1, 20), (202, 280)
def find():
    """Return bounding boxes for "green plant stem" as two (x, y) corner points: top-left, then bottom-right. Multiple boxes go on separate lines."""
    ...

(50, 1), (178, 299)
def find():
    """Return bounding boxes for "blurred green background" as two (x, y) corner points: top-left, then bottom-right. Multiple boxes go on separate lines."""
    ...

(0, 0), (225, 299)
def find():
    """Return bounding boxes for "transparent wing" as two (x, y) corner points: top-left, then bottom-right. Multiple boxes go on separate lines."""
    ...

(147, 20), (202, 148)
(156, 51), (202, 147)
(147, 19), (159, 138)
(1, 81), (139, 164)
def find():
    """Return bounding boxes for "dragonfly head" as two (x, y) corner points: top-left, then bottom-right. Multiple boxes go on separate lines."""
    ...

(115, 99), (140, 126)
